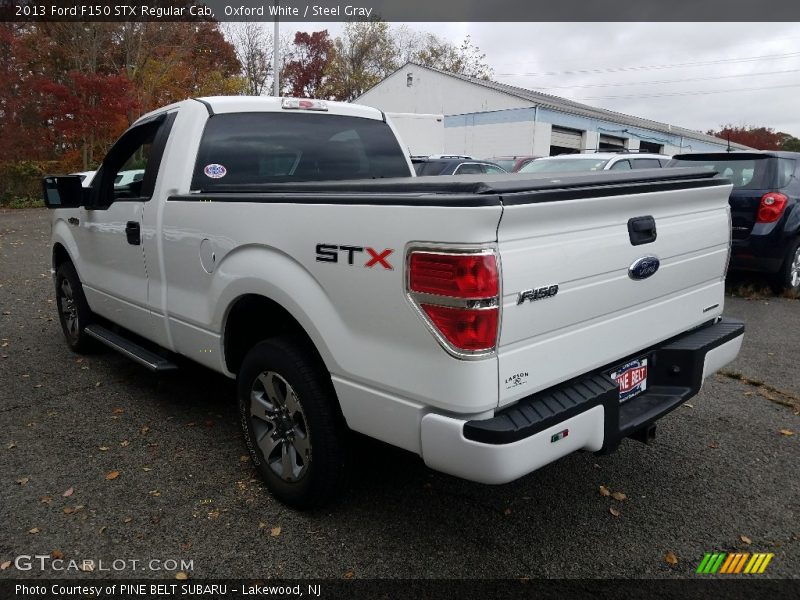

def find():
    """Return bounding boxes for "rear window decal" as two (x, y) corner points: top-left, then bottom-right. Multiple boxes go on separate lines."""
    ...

(204, 164), (227, 179)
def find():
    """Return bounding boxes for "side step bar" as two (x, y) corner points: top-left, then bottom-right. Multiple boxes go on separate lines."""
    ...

(84, 324), (178, 372)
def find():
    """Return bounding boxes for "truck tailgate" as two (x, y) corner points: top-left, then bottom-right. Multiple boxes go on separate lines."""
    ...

(496, 174), (732, 407)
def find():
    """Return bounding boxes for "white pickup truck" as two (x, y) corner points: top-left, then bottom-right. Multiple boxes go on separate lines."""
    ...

(43, 97), (744, 508)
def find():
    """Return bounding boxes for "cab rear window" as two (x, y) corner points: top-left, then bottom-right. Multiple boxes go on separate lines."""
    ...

(191, 112), (410, 190)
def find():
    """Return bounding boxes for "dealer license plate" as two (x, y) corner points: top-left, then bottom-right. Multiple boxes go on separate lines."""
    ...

(609, 358), (648, 403)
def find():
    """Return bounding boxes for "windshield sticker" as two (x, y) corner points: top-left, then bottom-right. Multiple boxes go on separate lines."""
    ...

(204, 164), (227, 179)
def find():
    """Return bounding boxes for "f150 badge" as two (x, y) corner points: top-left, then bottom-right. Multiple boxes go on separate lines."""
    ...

(315, 243), (393, 270)
(517, 284), (559, 305)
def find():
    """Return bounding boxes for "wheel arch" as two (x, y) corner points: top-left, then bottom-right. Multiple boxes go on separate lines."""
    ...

(222, 293), (331, 379)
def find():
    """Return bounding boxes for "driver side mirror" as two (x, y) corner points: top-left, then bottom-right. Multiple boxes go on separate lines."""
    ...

(41, 175), (86, 209)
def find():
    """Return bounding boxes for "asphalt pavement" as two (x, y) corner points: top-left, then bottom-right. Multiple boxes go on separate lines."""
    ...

(1, 208), (797, 580)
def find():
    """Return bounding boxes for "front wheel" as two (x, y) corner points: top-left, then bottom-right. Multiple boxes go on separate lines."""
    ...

(772, 239), (800, 294)
(55, 261), (96, 353)
(238, 336), (349, 509)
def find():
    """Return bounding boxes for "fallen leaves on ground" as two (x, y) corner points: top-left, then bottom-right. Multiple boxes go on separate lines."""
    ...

(148, 490), (161, 497)
(609, 507), (620, 517)
(123, 517), (132, 523)
(780, 429), (794, 436)
(599, 485), (611, 497)
(28, 528), (40, 534)
(105, 470), (120, 481)
(175, 572), (188, 581)
(343, 570), (354, 579)
(98, 446), (109, 451)
(62, 487), (74, 497)
(1, 560), (11, 570)
(51, 550), (64, 560)
(40, 496), (53, 504)
(140, 426), (149, 435)
(740, 535), (752, 545)
(239, 455), (250, 463)
(6, 442), (16, 449)
(709, 442), (719, 449)
(16, 477), (29, 486)
(120, 440), (130, 447)
(270, 527), (281, 537)
(112, 408), (125, 414)
(611, 491), (627, 501)
(665, 552), (679, 565)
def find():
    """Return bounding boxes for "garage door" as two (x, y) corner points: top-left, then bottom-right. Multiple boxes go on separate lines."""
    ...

(550, 127), (582, 150)
(599, 134), (625, 150)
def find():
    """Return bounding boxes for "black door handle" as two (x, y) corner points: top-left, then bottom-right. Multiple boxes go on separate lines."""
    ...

(125, 221), (141, 246)
(628, 216), (657, 246)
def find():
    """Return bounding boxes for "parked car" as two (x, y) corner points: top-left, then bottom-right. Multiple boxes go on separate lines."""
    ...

(669, 151), (800, 292)
(484, 155), (540, 172)
(413, 157), (508, 176)
(71, 171), (96, 187)
(518, 152), (670, 174)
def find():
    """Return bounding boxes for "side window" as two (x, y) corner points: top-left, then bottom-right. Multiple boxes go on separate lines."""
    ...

(632, 158), (661, 169)
(93, 113), (173, 207)
(610, 159), (631, 170)
(484, 164), (506, 174)
(778, 158), (796, 188)
(454, 163), (484, 175)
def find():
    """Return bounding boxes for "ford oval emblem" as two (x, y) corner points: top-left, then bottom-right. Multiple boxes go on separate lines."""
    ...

(629, 256), (660, 280)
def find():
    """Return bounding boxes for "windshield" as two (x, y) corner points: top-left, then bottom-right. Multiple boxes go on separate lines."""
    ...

(519, 158), (609, 173)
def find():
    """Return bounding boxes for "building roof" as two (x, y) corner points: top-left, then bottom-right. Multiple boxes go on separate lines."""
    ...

(391, 63), (749, 150)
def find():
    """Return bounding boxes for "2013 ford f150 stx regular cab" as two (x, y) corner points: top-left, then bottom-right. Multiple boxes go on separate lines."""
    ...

(43, 96), (744, 508)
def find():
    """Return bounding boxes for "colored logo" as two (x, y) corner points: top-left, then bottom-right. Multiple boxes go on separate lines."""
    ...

(203, 163), (227, 179)
(696, 552), (774, 574)
(628, 256), (660, 280)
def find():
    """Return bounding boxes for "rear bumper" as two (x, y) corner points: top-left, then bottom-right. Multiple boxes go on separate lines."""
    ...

(420, 318), (744, 484)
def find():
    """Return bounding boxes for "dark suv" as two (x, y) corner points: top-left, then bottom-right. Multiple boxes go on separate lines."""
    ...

(669, 152), (800, 292)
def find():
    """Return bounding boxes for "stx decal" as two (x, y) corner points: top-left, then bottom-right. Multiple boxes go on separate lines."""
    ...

(315, 244), (394, 270)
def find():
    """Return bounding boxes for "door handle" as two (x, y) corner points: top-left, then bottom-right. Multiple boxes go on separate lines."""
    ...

(628, 216), (657, 246)
(125, 221), (141, 246)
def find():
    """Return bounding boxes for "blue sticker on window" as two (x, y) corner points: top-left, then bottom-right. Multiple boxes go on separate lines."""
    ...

(204, 164), (227, 179)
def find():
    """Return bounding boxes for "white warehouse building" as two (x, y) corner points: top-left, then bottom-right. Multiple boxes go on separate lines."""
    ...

(356, 63), (749, 157)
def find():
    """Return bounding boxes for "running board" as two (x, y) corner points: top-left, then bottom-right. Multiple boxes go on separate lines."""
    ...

(84, 324), (178, 372)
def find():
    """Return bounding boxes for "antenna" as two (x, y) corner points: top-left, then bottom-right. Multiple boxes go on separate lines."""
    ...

(726, 130), (732, 153)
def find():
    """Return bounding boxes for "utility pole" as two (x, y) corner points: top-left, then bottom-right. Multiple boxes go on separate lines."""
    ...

(273, 1), (280, 96)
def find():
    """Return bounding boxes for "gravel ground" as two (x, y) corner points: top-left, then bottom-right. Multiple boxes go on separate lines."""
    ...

(0, 208), (797, 580)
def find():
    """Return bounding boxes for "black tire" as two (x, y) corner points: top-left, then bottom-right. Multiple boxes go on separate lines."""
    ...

(772, 239), (800, 294)
(238, 336), (349, 509)
(54, 261), (96, 353)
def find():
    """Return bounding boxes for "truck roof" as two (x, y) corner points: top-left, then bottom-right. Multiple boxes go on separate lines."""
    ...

(134, 96), (385, 126)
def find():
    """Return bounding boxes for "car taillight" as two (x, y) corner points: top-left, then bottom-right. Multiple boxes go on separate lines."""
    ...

(406, 248), (500, 357)
(756, 192), (788, 223)
(420, 304), (499, 351)
(409, 252), (498, 298)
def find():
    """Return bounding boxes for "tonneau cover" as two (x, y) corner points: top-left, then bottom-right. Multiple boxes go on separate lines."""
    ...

(193, 167), (722, 196)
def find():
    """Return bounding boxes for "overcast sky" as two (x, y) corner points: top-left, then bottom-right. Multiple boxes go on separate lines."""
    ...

(293, 22), (800, 137)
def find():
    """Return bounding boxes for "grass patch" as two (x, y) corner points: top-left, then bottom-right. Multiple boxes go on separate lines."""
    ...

(2, 196), (44, 209)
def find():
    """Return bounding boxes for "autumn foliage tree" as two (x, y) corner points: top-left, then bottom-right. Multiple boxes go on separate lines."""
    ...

(282, 30), (335, 99)
(0, 21), (244, 199)
(707, 125), (800, 152)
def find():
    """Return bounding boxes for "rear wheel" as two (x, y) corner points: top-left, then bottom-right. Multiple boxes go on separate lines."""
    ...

(772, 239), (800, 294)
(238, 336), (348, 509)
(55, 262), (96, 353)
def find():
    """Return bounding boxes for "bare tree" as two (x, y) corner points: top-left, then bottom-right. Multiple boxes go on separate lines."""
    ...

(224, 22), (272, 96)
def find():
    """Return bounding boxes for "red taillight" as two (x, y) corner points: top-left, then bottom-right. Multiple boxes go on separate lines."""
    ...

(409, 252), (498, 298)
(756, 192), (788, 223)
(407, 248), (500, 356)
(420, 304), (499, 352)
